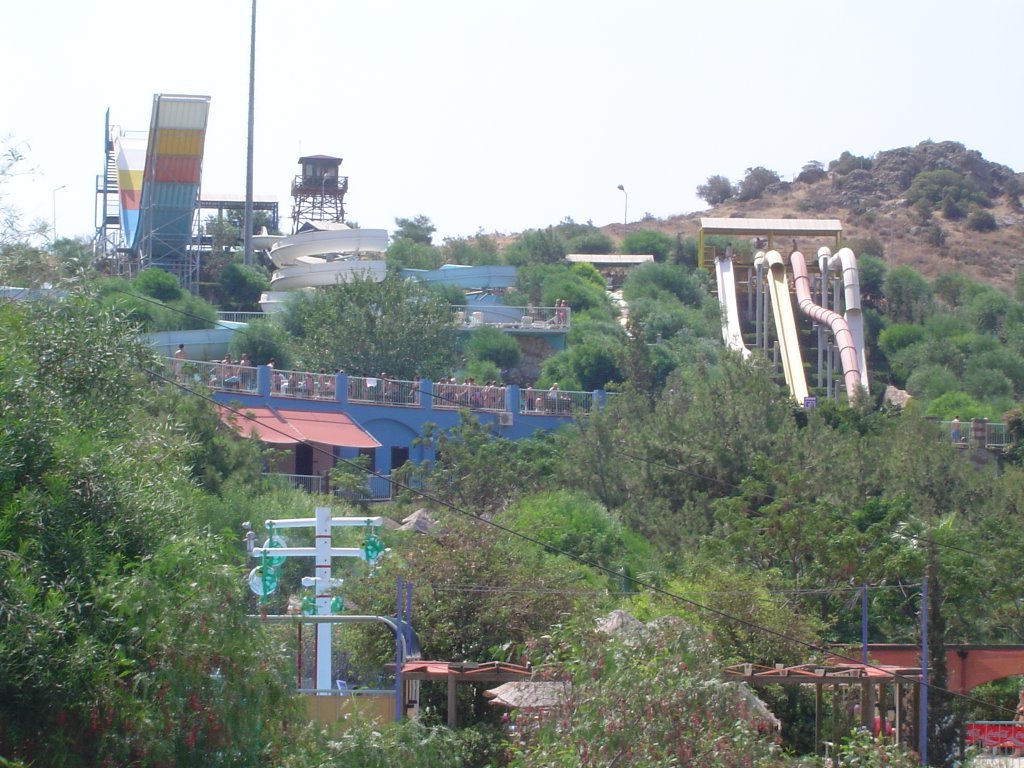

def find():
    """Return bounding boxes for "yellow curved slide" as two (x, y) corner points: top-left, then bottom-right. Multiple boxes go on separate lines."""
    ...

(757, 250), (808, 403)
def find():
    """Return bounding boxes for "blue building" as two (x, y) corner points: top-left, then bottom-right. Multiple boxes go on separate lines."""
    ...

(198, 361), (606, 499)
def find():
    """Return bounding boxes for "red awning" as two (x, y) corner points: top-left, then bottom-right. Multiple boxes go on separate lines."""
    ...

(219, 406), (304, 444)
(217, 406), (379, 449)
(275, 408), (380, 449)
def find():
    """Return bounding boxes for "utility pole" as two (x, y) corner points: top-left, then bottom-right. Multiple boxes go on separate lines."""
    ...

(243, 0), (256, 266)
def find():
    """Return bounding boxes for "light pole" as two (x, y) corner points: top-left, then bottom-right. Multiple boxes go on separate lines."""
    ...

(243, 0), (256, 266)
(617, 184), (627, 236)
(51, 185), (66, 244)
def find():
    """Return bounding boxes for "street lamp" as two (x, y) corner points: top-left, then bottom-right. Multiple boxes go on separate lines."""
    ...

(243, 0), (257, 266)
(52, 185), (66, 243)
(617, 184), (627, 236)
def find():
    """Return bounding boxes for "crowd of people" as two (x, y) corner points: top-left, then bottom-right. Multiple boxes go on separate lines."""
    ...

(171, 347), (575, 414)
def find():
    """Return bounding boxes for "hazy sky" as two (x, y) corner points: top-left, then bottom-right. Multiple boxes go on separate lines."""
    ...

(4, 0), (1022, 244)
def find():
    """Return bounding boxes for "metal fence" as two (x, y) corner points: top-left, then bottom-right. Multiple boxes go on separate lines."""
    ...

(347, 376), (420, 406)
(450, 305), (570, 330)
(262, 473), (326, 494)
(432, 382), (507, 411)
(169, 357), (259, 394)
(269, 368), (335, 400)
(940, 420), (1008, 449)
(216, 311), (265, 324)
(519, 387), (593, 415)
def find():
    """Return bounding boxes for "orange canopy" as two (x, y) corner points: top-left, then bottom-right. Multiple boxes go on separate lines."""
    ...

(218, 406), (380, 448)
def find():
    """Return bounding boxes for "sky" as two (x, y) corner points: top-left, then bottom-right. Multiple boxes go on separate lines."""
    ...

(3, 0), (1023, 245)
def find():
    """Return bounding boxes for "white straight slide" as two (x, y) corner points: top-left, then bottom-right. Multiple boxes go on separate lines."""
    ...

(755, 250), (809, 403)
(714, 255), (750, 359)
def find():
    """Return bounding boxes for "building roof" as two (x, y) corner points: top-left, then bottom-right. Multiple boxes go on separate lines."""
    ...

(217, 405), (380, 448)
(698, 217), (843, 236)
(566, 253), (654, 266)
(484, 681), (569, 710)
(399, 660), (532, 682)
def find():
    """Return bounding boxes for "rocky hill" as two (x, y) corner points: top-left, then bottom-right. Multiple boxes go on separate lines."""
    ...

(609, 140), (1024, 290)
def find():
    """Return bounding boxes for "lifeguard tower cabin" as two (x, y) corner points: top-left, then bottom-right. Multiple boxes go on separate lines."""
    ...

(291, 155), (349, 231)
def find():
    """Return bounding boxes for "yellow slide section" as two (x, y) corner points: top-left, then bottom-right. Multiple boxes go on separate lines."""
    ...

(757, 250), (808, 403)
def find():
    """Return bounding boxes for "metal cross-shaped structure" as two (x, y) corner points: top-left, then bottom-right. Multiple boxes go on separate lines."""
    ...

(251, 506), (384, 695)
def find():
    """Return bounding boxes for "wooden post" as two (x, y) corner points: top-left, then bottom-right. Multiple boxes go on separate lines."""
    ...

(447, 667), (458, 728)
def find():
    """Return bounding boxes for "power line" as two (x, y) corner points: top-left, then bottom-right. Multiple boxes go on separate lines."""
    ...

(143, 365), (1017, 719)
(112, 290), (1014, 718)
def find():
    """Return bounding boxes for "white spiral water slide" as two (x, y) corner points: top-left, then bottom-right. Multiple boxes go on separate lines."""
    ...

(755, 250), (809, 403)
(257, 227), (389, 312)
(789, 249), (864, 401)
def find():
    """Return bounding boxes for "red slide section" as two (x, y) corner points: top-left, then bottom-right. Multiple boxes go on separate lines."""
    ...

(789, 251), (862, 401)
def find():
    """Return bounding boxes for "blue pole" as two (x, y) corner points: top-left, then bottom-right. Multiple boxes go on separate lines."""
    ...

(395, 575), (404, 722)
(861, 583), (869, 665)
(919, 578), (928, 766)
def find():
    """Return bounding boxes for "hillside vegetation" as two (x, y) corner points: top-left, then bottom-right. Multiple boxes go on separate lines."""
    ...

(4, 138), (1024, 767)
(628, 140), (1024, 291)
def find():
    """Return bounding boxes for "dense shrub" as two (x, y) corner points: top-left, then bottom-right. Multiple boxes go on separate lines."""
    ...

(621, 229), (675, 262)
(907, 169), (990, 210)
(828, 150), (872, 175)
(134, 267), (183, 301)
(967, 208), (998, 232)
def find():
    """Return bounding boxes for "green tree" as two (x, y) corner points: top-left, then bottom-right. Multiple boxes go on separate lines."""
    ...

(134, 267), (184, 301)
(392, 214), (435, 245)
(736, 166), (780, 201)
(502, 227), (567, 266)
(0, 293), (296, 766)
(218, 262), (269, 311)
(621, 229), (674, 262)
(288, 273), (457, 379)
(465, 324), (521, 371)
(442, 233), (501, 265)
(509, 621), (786, 768)
(386, 236), (443, 270)
(567, 229), (614, 254)
(883, 265), (935, 324)
(228, 316), (295, 367)
(696, 174), (735, 205)
(857, 253), (887, 308)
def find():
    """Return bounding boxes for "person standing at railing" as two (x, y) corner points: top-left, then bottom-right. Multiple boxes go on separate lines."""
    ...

(221, 355), (240, 390)
(238, 353), (252, 390)
(173, 343), (186, 383)
(547, 383), (560, 413)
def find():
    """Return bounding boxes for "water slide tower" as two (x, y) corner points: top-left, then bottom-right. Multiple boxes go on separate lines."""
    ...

(290, 155), (348, 233)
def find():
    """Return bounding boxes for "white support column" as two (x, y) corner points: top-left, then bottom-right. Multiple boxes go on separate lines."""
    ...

(315, 506), (332, 694)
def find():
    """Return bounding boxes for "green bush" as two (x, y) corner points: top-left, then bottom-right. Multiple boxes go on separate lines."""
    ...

(133, 267), (183, 301)
(218, 262), (268, 311)
(621, 229), (675, 262)
(905, 364), (958, 399)
(967, 208), (998, 232)
(907, 169), (990, 209)
(465, 325), (521, 370)
(828, 150), (872, 175)
(229, 317), (294, 368)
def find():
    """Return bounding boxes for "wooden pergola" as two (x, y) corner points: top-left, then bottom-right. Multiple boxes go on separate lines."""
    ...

(398, 660), (532, 727)
(723, 661), (922, 764)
